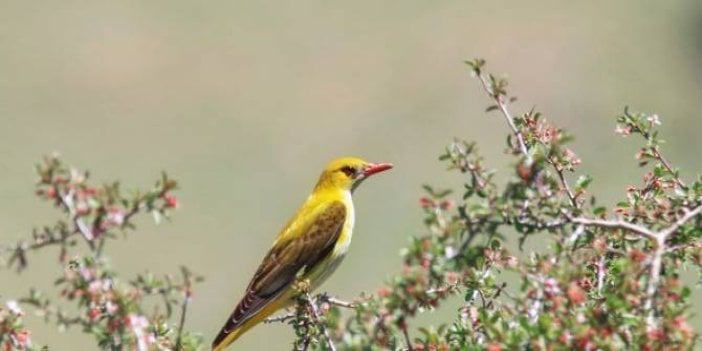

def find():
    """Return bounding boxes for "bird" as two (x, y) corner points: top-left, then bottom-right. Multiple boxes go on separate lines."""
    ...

(212, 157), (393, 350)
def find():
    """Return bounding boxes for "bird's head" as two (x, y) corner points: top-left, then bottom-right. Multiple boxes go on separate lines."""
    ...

(315, 157), (393, 193)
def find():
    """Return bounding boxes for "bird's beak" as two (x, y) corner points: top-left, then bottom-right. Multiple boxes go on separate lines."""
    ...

(361, 163), (393, 178)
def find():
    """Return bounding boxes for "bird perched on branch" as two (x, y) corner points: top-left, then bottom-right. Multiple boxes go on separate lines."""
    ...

(212, 157), (393, 350)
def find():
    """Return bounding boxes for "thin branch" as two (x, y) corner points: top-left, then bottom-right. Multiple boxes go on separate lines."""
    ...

(174, 268), (193, 351)
(58, 189), (95, 250)
(643, 204), (702, 326)
(305, 293), (336, 351)
(1, 224), (78, 270)
(399, 319), (414, 351)
(651, 146), (686, 189)
(658, 204), (702, 238)
(548, 158), (578, 207)
(595, 256), (606, 295)
(629, 118), (687, 190)
(569, 217), (658, 241)
(475, 67), (582, 209)
(264, 312), (296, 324)
(475, 73), (530, 161)
(322, 296), (355, 309)
(485, 282), (508, 309)
(643, 235), (665, 328)
(566, 224), (585, 247)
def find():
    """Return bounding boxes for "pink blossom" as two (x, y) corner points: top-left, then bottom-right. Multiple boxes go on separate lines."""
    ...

(6, 300), (23, 316)
(104, 301), (118, 315)
(647, 114), (661, 126)
(615, 124), (632, 136)
(127, 314), (152, 351)
(107, 208), (125, 226)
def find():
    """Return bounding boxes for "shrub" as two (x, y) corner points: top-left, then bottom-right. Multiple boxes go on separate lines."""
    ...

(1, 60), (700, 350)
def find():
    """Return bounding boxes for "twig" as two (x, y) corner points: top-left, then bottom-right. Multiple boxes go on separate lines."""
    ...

(658, 204), (702, 238)
(643, 204), (702, 326)
(323, 296), (355, 309)
(58, 189), (96, 250)
(566, 224), (585, 247)
(475, 66), (582, 209)
(399, 318), (414, 351)
(174, 268), (193, 351)
(549, 159), (579, 207)
(475, 72), (531, 161)
(595, 256), (606, 294)
(305, 293), (336, 351)
(569, 217), (658, 241)
(264, 312), (296, 324)
(628, 117), (687, 190)
(606, 246), (627, 256)
(651, 146), (686, 189)
(485, 282), (508, 309)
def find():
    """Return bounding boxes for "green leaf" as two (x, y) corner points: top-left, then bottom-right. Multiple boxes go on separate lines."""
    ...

(575, 174), (593, 192)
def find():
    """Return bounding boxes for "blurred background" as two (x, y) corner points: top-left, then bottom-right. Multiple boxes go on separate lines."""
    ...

(1, 1), (702, 349)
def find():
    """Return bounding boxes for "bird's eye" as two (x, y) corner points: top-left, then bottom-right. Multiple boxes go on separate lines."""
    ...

(340, 166), (356, 178)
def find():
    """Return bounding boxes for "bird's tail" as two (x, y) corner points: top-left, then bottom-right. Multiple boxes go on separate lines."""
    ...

(212, 292), (293, 351)
(212, 320), (256, 351)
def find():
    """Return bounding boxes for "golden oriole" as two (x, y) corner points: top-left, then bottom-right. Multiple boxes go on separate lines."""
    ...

(212, 157), (393, 350)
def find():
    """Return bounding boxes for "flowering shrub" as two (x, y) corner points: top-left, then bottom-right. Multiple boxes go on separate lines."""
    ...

(1, 59), (700, 350)
(0, 156), (204, 350)
(273, 60), (701, 350)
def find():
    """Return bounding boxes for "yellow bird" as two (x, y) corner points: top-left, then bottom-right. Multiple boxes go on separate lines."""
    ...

(212, 157), (393, 350)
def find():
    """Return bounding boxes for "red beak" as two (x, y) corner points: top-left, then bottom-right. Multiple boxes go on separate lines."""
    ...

(362, 162), (393, 177)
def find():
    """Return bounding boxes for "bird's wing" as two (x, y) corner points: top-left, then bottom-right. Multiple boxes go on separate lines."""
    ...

(213, 200), (347, 345)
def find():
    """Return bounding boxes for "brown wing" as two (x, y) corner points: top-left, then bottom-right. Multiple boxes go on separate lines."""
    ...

(213, 200), (347, 347)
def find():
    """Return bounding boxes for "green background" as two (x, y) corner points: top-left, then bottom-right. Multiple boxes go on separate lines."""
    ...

(1, 1), (701, 349)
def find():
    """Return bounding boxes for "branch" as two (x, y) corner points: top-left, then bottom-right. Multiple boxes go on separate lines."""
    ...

(59, 189), (96, 250)
(474, 71), (530, 161)
(321, 296), (355, 309)
(658, 204), (702, 239)
(305, 293), (336, 351)
(652, 146), (686, 189)
(472, 63), (581, 209)
(569, 217), (658, 241)
(1, 224), (77, 271)
(548, 158), (579, 208)
(174, 268), (193, 351)
(644, 204), (702, 326)
(264, 313), (296, 324)
(626, 113), (687, 190)
(399, 318), (413, 351)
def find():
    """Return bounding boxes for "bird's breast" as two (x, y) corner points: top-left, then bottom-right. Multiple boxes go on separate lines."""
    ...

(333, 191), (355, 256)
(307, 192), (355, 289)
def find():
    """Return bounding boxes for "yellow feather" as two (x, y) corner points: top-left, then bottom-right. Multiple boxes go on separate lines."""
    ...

(212, 157), (392, 350)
